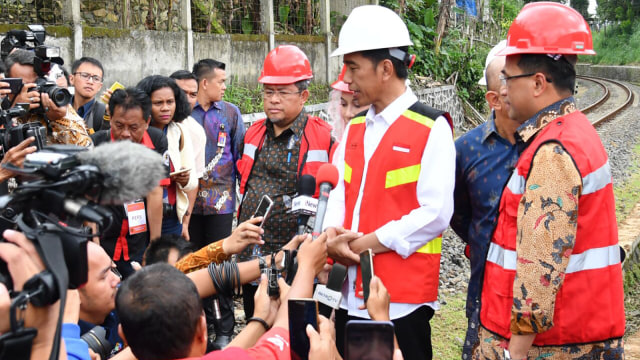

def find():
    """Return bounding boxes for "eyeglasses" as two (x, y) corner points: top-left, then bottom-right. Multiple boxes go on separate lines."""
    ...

(262, 89), (302, 99)
(499, 72), (553, 86)
(74, 72), (103, 83)
(111, 266), (122, 279)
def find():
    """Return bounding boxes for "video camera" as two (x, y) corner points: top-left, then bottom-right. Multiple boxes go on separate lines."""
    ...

(0, 145), (114, 297)
(1, 24), (72, 108)
(0, 105), (47, 159)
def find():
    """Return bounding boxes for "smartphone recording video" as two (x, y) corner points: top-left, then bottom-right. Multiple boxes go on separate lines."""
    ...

(360, 249), (374, 303)
(345, 320), (394, 360)
(252, 194), (274, 228)
(288, 298), (318, 360)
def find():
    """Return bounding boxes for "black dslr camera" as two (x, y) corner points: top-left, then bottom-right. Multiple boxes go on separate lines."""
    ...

(0, 105), (47, 159)
(0, 24), (72, 109)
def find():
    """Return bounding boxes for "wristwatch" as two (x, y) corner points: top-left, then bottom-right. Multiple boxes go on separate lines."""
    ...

(504, 349), (526, 360)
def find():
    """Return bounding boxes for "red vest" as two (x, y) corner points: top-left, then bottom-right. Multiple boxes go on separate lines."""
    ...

(480, 111), (625, 345)
(237, 115), (334, 198)
(343, 103), (450, 304)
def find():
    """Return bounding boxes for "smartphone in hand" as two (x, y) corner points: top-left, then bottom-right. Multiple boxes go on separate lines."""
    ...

(345, 320), (394, 360)
(360, 249), (374, 303)
(288, 298), (319, 360)
(252, 194), (274, 228)
(1, 78), (23, 94)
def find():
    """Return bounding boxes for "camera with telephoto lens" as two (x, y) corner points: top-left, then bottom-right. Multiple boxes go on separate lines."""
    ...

(81, 326), (113, 360)
(0, 105), (47, 159)
(0, 24), (72, 109)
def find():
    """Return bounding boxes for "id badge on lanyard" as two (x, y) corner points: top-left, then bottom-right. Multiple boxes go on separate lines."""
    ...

(218, 123), (227, 148)
(124, 200), (147, 235)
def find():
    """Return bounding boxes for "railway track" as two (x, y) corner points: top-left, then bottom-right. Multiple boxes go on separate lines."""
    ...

(577, 75), (634, 126)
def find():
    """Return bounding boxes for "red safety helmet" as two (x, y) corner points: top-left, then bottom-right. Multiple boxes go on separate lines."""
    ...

(258, 45), (314, 84)
(498, 2), (595, 56)
(331, 65), (352, 93)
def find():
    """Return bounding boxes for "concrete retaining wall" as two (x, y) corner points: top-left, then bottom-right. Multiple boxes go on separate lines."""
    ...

(576, 63), (640, 83)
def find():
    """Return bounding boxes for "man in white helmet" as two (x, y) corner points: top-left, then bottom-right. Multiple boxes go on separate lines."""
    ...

(322, 5), (456, 359)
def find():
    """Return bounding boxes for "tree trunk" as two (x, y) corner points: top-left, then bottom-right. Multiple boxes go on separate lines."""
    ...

(435, 0), (451, 55)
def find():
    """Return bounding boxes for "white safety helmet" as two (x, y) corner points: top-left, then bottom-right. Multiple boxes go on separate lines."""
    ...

(478, 40), (507, 86)
(331, 5), (413, 57)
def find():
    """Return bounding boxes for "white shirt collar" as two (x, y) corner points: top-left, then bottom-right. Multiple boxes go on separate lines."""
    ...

(365, 86), (418, 126)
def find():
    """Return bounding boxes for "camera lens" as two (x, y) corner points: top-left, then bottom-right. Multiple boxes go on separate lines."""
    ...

(48, 87), (72, 107)
(81, 326), (112, 360)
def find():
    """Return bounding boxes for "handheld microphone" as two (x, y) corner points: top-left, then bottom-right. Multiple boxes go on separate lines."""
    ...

(312, 164), (339, 240)
(292, 174), (317, 235)
(314, 263), (347, 317)
(76, 141), (167, 204)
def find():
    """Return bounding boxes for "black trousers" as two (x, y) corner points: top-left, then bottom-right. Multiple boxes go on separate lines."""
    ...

(242, 283), (258, 319)
(189, 213), (235, 336)
(335, 305), (435, 360)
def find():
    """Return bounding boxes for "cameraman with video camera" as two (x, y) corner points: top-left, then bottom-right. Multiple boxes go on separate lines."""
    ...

(0, 228), (93, 360)
(2, 28), (92, 148)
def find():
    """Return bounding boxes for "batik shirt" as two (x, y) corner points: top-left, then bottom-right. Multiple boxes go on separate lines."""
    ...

(474, 97), (624, 359)
(191, 100), (245, 215)
(451, 111), (521, 318)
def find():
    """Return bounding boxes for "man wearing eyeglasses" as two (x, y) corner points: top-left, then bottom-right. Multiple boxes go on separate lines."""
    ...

(70, 57), (110, 134)
(236, 45), (336, 319)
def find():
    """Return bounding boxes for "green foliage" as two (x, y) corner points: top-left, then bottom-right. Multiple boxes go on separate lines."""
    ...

(570, 0), (590, 20)
(223, 79), (329, 115)
(583, 22), (640, 65)
(378, 0), (486, 109)
(490, 0), (521, 37)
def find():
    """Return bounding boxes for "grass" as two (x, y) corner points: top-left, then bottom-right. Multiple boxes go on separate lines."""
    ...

(431, 292), (467, 360)
(613, 142), (640, 224)
(581, 23), (640, 65)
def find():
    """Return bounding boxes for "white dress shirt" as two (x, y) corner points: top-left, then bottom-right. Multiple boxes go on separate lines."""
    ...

(323, 87), (456, 319)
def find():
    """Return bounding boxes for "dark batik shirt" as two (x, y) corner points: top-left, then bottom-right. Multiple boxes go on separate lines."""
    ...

(238, 112), (308, 260)
(451, 111), (521, 317)
(191, 100), (245, 215)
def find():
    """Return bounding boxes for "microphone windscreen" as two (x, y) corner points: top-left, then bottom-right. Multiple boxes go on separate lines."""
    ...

(298, 174), (316, 196)
(76, 141), (166, 205)
(316, 163), (339, 190)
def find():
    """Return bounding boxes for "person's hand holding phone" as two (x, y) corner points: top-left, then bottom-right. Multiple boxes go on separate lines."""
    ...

(170, 167), (190, 187)
(0, 136), (37, 183)
(222, 217), (264, 256)
(307, 315), (341, 360)
(253, 274), (281, 328)
(358, 276), (391, 321)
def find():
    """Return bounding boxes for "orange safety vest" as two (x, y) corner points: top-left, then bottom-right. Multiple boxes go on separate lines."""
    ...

(343, 102), (451, 304)
(480, 111), (625, 345)
(237, 115), (334, 199)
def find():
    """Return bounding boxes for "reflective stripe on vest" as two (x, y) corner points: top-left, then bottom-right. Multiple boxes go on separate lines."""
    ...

(307, 149), (329, 163)
(386, 164), (421, 189)
(416, 236), (442, 254)
(486, 242), (620, 273)
(351, 116), (366, 125)
(403, 109), (435, 128)
(506, 160), (611, 195)
(344, 163), (352, 184)
(244, 143), (258, 160)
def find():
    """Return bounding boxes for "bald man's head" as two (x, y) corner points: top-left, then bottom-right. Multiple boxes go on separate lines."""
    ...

(486, 56), (506, 93)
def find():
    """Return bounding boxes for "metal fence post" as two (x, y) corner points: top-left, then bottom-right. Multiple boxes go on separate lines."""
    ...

(261, 0), (275, 50)
(179, 0), (194, 70)
(320, 0), (332, 84)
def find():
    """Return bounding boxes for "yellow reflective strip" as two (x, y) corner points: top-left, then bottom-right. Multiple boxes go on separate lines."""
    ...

(416, 237), (442, 254)
(403, 110), (435, 128)
(350, 116), (366, 125)
(344, 163), (352, 184)
(385, 164), (420, 189)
